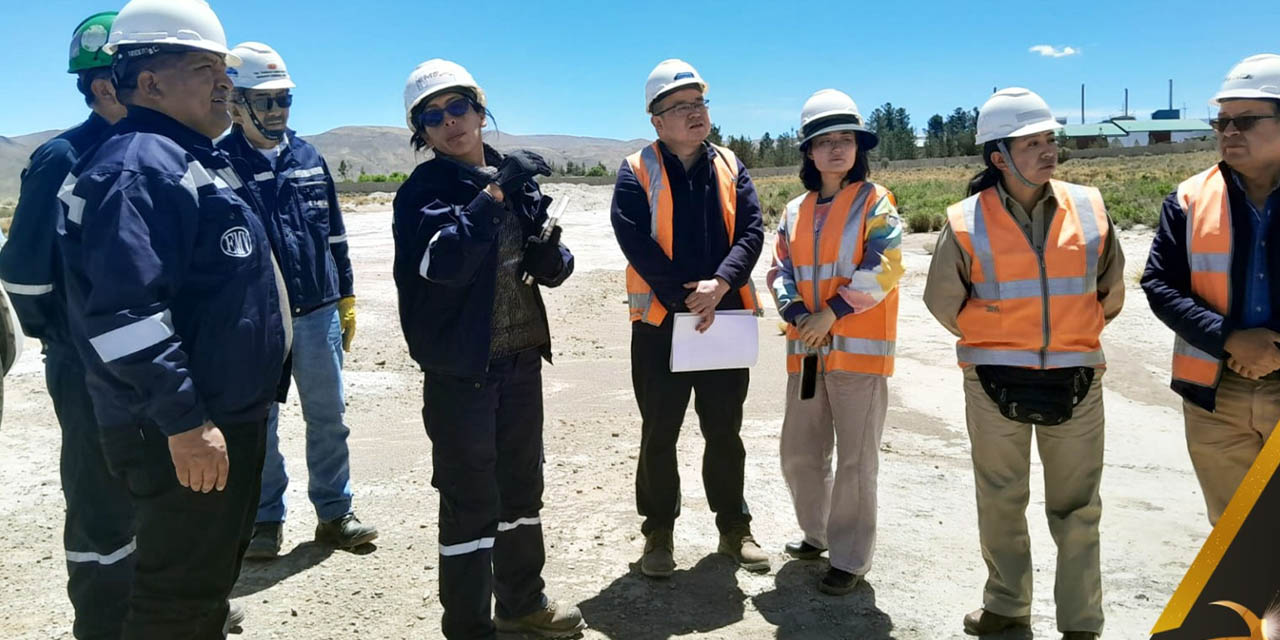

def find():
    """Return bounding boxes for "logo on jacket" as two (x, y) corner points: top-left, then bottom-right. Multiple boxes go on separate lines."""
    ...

(220, 227), (253, 258)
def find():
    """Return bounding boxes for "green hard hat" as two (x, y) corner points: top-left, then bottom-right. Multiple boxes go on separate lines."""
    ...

(67, 11), (117, 73)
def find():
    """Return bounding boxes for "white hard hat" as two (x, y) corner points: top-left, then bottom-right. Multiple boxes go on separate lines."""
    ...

(645, 59), (706, 113)
(403, 59), (487, 130)
(976, 88), (1062, 145)
(103, 0), (240, 66)
(228, 42), (294, 90)
(798, 89), (878, 150)
(1211, 54), (1280, 105)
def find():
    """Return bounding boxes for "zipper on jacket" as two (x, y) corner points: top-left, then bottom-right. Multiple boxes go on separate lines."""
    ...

(1011, 206), (1054, 368)
(811, 201), (826, 374)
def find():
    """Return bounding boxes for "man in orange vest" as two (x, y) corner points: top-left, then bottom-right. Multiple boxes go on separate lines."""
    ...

(610, 59), (767, 578)
(1143, 53), (1280, 526)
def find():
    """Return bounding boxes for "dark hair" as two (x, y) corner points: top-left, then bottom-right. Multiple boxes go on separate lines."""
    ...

(111, 50), (185, 105)
(798, 142), (870, 192)
(967, 140), (1006, 196)
(407, 91), (496, 152)
(76, 68), (112, 107)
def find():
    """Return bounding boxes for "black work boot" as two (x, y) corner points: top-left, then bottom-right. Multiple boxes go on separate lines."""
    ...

(314, 513), (378, 549)
(784, 540), (826, 560)
(244, 522), (282, 560)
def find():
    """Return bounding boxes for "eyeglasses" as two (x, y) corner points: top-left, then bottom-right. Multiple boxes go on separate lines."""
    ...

(415, 97), (476, 129)
(238, 92), (292, 112)
(1209, 114), (1280, 133)
(654, 99), (710, 118)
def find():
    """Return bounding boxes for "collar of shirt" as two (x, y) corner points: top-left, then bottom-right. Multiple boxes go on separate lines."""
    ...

(995, 180), (1056, 225)
(256, 133), (289, 163)
(656, 140), (713, 180)
(120, 105), (221, 162)
(1227, 166), (1280, 219)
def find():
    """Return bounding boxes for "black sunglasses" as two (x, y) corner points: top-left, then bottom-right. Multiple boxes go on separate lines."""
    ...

(415, 97), (476, 129)
(1209, 114), (1280, 133)
(239, 92), (292, 112)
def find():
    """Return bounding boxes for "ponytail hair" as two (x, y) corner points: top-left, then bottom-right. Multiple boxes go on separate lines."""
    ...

(966, 140), (1005, 196)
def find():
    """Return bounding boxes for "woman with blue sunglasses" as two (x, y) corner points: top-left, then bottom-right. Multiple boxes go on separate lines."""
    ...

(392, 58), (584, 640)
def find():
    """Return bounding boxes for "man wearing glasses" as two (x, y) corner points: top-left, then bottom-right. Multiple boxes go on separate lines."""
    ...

(219, 41), (377, 558)
(610, 58), (767, 578)
(1143, 53), (1280, 525)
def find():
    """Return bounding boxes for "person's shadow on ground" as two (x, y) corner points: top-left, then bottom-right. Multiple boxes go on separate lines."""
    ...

(231, 540), (359, 598)
(752, 559), (895, 639)
(578, 553), (746, 639)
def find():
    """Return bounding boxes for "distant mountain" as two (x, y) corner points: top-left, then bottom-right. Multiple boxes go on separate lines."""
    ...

(0, 124), (647, 199)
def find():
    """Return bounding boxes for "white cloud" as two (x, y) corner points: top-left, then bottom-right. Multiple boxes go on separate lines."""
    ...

(1029, 45), (1079, 58)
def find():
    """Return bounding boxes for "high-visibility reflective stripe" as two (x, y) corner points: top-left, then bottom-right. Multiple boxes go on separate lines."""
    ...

(957, 345), (1105, 368)
(786, 340), (821, 356)
(1174, 336), (1218, 362)
(419, 230), (443, 279)
(836, 183), (877, 269)
(964, 195), (998, 287)
(794, 263), (839, 282)
(328, 234), (347, 244)
(439, 537), (495, 557)
(89, 311), (174, 363)
(214, 167), (244, 191)
(971, 276), (1092, 300)
(186, 162), (216, 189)
(497, 517), (541, 532)
(305, 200), (330, 209)
(627, 293), (652, 310)
(1068, 183), (1103, 285)
(639, 146), (664, 241)
(285, 166), (325, 180)
(253, 171), (275, 182)
(1, 280), (54, 296)
(1190, 253), (1231, 273)
(831, 336), (895, 357)
(65, 538), (136, 565)
(59, 176), (86, 225)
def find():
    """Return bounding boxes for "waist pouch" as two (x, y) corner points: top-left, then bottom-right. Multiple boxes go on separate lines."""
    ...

(975, 365), (1095, 425)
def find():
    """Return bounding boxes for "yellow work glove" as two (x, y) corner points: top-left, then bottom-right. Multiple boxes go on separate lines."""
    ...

(338, 296), (356, 352)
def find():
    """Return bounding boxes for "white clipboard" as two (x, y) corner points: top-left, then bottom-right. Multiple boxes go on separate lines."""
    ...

(670, 310), (759, 373)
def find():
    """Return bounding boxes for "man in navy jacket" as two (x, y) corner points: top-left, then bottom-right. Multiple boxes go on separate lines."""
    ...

(219, 41), (375, 560)
(55, 0), (289, 634)
(0, 12), (137, 639)
(1142, 53), (1280, 525)
(611, 59), (767, 578)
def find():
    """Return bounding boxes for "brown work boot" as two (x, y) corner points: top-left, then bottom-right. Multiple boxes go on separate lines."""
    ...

(494, 599), (586, 638)
(963, 608), (1031, 635)
(641, 530), (675, 578)
(718, 528), (770, 573)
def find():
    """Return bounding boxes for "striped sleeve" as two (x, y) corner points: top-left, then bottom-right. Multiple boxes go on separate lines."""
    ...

(833, 190), (904, 315)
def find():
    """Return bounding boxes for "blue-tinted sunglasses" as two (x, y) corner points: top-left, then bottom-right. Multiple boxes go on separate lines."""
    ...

(415, 97), (477, 129)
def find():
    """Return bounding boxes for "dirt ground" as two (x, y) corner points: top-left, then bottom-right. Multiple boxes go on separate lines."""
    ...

(0, 183), (1212, 639)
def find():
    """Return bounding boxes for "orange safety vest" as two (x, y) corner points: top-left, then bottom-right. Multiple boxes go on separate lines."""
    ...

(1169, 166), (1232, 389)
(946, 180), (1109, 369)
(623, 142), (762, 326)
(782, 182), (899, 376)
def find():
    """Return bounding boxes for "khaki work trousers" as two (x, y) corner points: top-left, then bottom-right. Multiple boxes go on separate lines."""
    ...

(1183, 369), (1280, 525)
(963, 367), (1105, 634)
(780, 371), (888, 575)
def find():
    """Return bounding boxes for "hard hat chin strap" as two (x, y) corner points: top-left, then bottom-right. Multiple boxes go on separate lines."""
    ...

(242, 95), (285, 143)
(996, 140), (1041, 190)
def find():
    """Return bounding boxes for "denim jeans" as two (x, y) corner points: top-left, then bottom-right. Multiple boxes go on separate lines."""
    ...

(257, 303), (353, 524)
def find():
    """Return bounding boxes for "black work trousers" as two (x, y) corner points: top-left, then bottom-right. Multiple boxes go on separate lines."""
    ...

(631, 319), (752, 536)
(423, 349), (548, 640)
(47, 346), (136, 640)
(100, 418), (267, 640)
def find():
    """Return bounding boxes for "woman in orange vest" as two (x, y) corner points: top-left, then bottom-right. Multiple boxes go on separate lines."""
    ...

(923, 88), (1125, 640)
(766, 89), (904, 595)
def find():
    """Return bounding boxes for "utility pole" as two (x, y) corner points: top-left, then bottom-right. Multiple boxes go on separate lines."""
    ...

(1081, 84), (1086, 124)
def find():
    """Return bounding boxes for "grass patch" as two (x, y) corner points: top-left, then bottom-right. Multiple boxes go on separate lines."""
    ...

(752, 150), (1218, 232)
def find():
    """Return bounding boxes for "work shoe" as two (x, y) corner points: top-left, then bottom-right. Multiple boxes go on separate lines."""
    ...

(718, 528), (770, 573)
(223, 601), (245, 635)
(1062, 633), (1099, 640)
(315, 513), (378, 549)
(963, 608), (1031, 636)
(640, 530), (675, 578)
(494, 599), (587, 638)
(244, 522), (283, 560)
(784, 540), (826, 560)
(817, 568), (861, 595)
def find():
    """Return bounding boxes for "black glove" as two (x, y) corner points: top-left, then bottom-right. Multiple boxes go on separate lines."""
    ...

(522, 226), (564, 281)
(495, 150), (552, 198)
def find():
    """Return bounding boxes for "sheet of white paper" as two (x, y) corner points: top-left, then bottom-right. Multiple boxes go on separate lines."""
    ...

(670, 310), (759, 372)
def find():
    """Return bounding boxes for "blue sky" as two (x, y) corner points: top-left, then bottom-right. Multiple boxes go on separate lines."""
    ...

(4, 0), (1279, 139)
